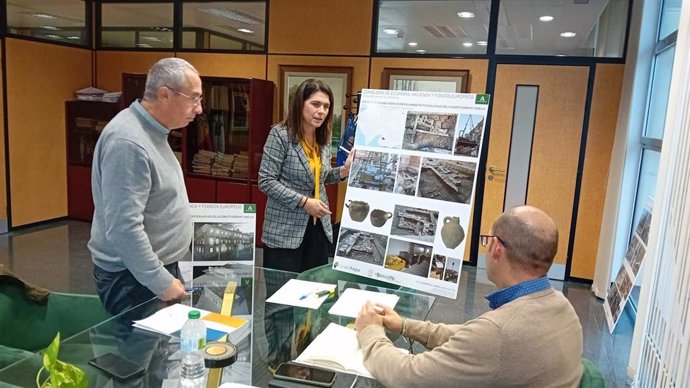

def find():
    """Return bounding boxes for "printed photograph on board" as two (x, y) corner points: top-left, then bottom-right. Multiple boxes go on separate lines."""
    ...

(348, 150), (398, 192)
(384, 238), (433, 277)
(192, 222), (254, 262)
(417, 158), (476, 203)
(402, 111), (458, 154)
(390, 205), (439, 243)
(453, 114), (484, 157)
(429, 254), (447, 280)
(443, 258), (462, 283)
(336, 227), (388, 266)
(393, 154), (421, 196)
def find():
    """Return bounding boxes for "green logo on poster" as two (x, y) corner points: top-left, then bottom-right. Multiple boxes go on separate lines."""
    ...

(244, 204), (256, 213)
(475, 94), (490, 104)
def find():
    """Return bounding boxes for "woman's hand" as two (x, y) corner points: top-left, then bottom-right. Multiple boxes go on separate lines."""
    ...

(376, 304), (403, 334)
(303, 198), (332, 218)
(340, 149), (354, 179)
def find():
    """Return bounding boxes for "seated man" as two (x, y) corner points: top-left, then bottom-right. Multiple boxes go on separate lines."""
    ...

(355, 205), (583, 387)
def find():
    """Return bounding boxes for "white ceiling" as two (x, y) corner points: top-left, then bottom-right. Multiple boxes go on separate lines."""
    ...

(377, 0), (629, 56)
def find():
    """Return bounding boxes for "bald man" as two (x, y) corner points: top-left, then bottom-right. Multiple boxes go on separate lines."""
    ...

(356, 206), (583, 388)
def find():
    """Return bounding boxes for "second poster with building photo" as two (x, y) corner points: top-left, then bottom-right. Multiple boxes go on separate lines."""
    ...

(180, 203), (256, 283)
(334, 89), (489, 298)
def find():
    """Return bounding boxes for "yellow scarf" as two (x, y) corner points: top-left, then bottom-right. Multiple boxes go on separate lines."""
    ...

(301, 139), (321, 224)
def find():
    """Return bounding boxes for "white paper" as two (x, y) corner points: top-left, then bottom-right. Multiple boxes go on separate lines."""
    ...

(295, 323), (372, 378)
(328, 288), (399, 318)
(134, 304), (197, 335)
(266, 279), (336, 309)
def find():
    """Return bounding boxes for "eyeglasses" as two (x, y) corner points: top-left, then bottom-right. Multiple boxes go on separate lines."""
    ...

(479, 234), (508, 248)
(164, 86), (203, 106)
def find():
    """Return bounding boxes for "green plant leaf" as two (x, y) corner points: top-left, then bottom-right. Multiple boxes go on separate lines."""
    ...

(38, 333), (88, 388)
(43, 333), (60, 372)
(49, 359), (87, 388)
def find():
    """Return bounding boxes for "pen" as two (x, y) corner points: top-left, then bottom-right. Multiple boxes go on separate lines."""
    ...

(299, 289), (332, 300)
(339, 145), (351, 154)
(185, 286), (203, 293)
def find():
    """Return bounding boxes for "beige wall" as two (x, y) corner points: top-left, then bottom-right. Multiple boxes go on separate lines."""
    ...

(268, 0), (373, 55)
(5, 38), (92, 226)
(571, 64), (625, 279)
(0, 40), (5, 221)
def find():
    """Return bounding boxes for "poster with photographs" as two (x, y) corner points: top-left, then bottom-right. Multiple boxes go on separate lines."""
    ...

(179, 203), (257, 283)
(604, 199), (653, 332)
(333, 89), (490, 298)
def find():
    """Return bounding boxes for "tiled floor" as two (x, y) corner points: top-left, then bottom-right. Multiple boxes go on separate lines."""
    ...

(0, 220), (633, 386)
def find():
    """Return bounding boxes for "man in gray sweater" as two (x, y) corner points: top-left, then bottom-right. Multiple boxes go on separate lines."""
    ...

(356, 205), (584, 387)
(89, 58), (202, 315)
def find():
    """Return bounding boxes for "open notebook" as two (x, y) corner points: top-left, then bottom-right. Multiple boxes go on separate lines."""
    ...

(294, 323), (373, 378)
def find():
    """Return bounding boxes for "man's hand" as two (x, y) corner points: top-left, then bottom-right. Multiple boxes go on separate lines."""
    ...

(303, 198), (332, 218)
(377, 304), (403, 334)
(158, 278), (186, 302)
(356, 301), (384, 332)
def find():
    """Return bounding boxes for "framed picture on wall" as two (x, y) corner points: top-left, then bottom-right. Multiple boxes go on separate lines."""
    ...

(381, 68), (469, 93)
(279, 65), (353, 151)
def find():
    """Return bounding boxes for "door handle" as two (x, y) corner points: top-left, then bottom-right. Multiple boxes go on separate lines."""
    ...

(487, 166), (506, 181)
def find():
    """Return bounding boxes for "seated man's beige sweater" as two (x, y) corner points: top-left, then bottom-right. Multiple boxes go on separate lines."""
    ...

(357, 288), (583, 388)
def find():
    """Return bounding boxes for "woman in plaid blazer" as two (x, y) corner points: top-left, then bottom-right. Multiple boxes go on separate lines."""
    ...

(258, 79), (353, 272)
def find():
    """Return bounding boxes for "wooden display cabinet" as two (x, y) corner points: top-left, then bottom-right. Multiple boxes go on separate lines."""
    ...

(66, 100), (120, 221)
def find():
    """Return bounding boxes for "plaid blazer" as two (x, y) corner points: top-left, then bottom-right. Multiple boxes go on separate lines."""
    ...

(258, 125), (342, 249)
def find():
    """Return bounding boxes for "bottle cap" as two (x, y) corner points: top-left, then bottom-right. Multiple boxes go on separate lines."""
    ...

(188, 310), (201, 319)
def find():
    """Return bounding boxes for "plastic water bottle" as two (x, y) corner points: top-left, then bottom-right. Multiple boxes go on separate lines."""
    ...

(181, 310), (206, 353)
(180, 351), (206, 388)
(180, 310), (206, 388)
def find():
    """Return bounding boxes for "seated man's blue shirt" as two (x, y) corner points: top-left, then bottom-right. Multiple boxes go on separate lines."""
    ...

(486, 275), (551, 309)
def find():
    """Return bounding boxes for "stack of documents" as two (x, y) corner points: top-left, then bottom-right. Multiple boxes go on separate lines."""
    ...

(133, 304), (248, 342)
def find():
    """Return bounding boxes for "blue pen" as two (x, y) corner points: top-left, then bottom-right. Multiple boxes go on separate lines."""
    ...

(299, 289), (331, 300)
(185, 286), (203, 293)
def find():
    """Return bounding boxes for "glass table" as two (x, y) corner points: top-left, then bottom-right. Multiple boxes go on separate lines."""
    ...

(0, 265), (435, 387)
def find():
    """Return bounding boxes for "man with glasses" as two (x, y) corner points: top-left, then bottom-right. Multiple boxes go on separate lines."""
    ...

(356, 205), (583, 387)
(89, 58), (203, 315)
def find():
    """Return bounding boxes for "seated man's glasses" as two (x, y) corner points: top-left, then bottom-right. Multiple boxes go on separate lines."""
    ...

(164, 85), (203, 106)
(479, 234), (508, 248)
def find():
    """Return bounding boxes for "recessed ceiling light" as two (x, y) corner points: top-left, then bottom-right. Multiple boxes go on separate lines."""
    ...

(539, 15), (554, 22)
(560, 32), (577, 38)
(141, 36), (162, 42)
(237, 28), (254, 33)
(457, 12), (475, 18)
(463, 42), (473, 47)
(383, 28), (398, 35)
(408, 42), (418, 47)
(197, 8), (261, 25)
(477, 41), (488, 46)
(41, 25), (60, 30)
(32, 13), (57, 19)
(415, 49), (427, 53)
(556, 54), (567, 57)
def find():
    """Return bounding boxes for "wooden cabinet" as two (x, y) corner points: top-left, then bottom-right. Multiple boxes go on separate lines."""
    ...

(66, 101), (119, 221)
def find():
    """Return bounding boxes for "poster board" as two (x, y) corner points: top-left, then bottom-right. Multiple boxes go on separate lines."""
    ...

(332, 89), (490, 298)
(179, 203), (257, 283)
(604, 198), (653, 332)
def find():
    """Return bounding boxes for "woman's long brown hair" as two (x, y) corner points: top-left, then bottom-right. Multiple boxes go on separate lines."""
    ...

(283, 78), (334, 146)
